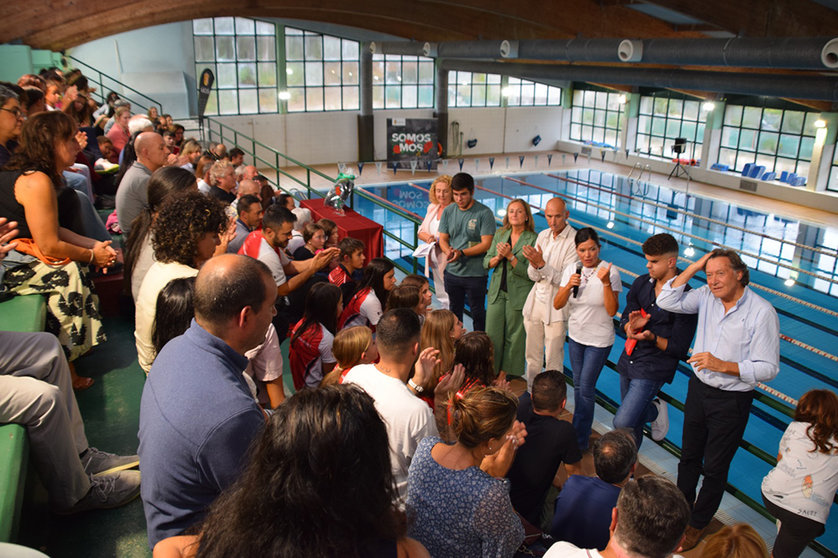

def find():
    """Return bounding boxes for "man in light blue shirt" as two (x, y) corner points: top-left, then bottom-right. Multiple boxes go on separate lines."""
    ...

(657, 248), (779, 550)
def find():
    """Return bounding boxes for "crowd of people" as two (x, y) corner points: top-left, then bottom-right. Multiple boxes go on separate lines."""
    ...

(0, 66), (835, 558)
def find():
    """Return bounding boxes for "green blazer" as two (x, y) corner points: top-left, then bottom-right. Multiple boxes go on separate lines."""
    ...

(483, 228), (537, 310)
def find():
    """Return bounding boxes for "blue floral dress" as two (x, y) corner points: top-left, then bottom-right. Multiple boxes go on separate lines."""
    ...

(407, 436), (524, 557)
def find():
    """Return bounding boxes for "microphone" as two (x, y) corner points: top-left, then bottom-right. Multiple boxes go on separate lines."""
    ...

(572, 263), (582, 298)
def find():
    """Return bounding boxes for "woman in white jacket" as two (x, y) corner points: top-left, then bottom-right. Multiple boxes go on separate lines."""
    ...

(417, 175), (452, 309)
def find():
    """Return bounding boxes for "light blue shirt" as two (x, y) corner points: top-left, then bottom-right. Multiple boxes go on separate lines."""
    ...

(657, 280), (779, 392)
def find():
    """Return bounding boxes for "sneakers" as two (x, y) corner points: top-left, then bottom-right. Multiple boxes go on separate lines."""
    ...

(650, 398), (669, 441)
(81, 447), (140, 476)
(56, 470), (141, 514)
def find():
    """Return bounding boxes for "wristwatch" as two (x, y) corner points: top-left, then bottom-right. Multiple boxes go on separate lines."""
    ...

(408, 378), (424, 393)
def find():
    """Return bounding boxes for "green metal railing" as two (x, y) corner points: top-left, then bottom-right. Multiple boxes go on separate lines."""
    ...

(201, 116), (424, 277)
(65, 55), (161, 114)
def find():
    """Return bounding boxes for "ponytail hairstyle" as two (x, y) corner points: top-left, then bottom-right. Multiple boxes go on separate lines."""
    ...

(384, 285), (421, 313)
(291, 282), (342, 345)
(419, 309), (457, 393)
(794, 389), (838, 454)
(449, 386), (517, 449)
(320, 326), (374, 387)
(359, 257), (394, 308)
(453, 331), (496, 387)
(151, 277), (196, 357)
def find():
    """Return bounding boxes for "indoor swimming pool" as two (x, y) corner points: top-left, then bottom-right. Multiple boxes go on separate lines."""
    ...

(350, 168), (838, 554)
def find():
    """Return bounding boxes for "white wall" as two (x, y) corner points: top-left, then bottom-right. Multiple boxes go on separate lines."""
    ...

(448, 106), (564, 156)
(68, 22), (196, 118)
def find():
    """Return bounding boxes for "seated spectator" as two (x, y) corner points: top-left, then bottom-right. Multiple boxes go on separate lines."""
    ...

(116, 131), (171, 235)
(549, 430), (637, 550)
(151, 277), (197, 357)
(226, 194), (262, 255)
(418, 309), (464, 403)
(1, 112), (116, 385)
(277, 192), (296, 211)
(96, 136), (119, 165)
(171, 124), (185, 152)
(702, 524), (769, 558)
(385, 284), (423, 316)
(235, 164), (258, 184)
(177, 139), (202, 172)
(320, 325), (377, 387)
(255, 174), (274, 210)
(292, 221), (326, 261)
(338, 257), (396, 330)
(228, 146), (244, 167)
(237, 205), (338, 340)
(0, 84), (23, 166)
(407, 386), (526, 557)
(286, 206), (311, 254)
(343, 309), (440, 503)
(328, 237), (366, 302)
(507, 370), (583, 529)
(194, 154), (214, 194)
(289, 282), (341, 390)
(139, 254), (273, 549)
(544, 476), (690, 558)
(135, 192), (227, 374)
(207, 160), (236, 204)
(153, 386), (430, 558)
(242, 322), (285, 410)
(402, 273), (433, 312)
(318, 218), (338, 248)
(124, 166), (198, 301)
(231, 178), (261, 211)
(106, 105), (131, 153)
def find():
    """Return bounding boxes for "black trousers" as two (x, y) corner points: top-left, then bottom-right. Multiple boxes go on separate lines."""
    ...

(677, 375), (754, 528)
(763, 494), (825, 558)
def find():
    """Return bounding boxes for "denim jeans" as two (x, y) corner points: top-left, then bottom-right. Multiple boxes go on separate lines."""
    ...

(613, 375), (664, 449)
(567, 338), (612, 451)
(444, 271), (487, 332)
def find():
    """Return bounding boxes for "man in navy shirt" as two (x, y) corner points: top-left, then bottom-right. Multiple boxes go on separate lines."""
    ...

(138, 254), (276, 549)
(613, 233), (697, 448)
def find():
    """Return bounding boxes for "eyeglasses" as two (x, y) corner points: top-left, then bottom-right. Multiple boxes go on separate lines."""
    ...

(0, 107), (23, 119)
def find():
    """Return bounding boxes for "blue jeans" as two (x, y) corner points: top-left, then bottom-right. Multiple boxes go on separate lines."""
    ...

(613, 375), (664, 449)
(444, 271), (487, 332)
(567, 338), (611, 451)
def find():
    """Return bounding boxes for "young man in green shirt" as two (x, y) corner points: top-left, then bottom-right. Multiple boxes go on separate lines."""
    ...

(438, 172), (496, 331)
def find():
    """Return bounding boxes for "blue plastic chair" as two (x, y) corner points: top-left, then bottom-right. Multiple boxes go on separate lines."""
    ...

(761, 171), (776, 181)
(741, 163), (753, 176)
(779, 171), (790, 183)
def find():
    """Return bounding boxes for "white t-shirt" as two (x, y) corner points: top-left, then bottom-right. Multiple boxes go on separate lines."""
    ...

(344, 290), (384, 329)
(253, 236), (290, 287)
(544, 541), (603, 558)
(135, 261), (199, 373)
(762, 421), (838, 525)
(560, 260), (622, 348)
(131, 233), (156, 302)
(244, 324), (284, 407)
(342, 363), (438, 503)
(286, 231), (305, 256)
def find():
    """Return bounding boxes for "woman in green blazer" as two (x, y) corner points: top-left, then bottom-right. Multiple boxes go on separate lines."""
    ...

(483, 198), (537, 378)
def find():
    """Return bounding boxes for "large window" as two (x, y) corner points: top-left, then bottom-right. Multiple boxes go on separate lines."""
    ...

(193, 17), (278, 115)
(569, 89), (624, 148)
(828, 142), (838, 193)
(285, 28), (360, 112)
(636, 92), (706, 160)
(447, 72), (561, 108)
(372, 54), (435, 109)
(719, 103), (819, 176)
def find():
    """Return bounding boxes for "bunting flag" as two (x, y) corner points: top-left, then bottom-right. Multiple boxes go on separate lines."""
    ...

(534, 155), (540, 168)
(410, 159), (418, 174)
(547, 154), (553, 166)
(625, 149), (630, 159)
(562, 154), (566, 166)
(442, 159), (449, 171)
(573, 153), (579, 163)
(392, 162), (399, 174)
(426, 160), (433, 172)
(474, 159), (479, 172)
(489, 157), (495, 170)
(458, 158), (465, 171)
(601, 151), (606, 162)
(519, 155), (525, 168)
(375, 161), (383, 174)
(357, 162), (365, 175)
(505, 157), (510, 169)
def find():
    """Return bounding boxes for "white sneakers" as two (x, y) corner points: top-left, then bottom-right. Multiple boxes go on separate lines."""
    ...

(650, 398), (669, 441)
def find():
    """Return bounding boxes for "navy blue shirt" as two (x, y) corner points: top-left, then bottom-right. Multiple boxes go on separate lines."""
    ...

(549, 475), (621, 550)
(138, 320), (264, 549)
(616, 273), (698, 383)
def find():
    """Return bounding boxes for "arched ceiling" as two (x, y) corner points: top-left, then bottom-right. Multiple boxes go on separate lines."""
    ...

(3, 0), (838, 51)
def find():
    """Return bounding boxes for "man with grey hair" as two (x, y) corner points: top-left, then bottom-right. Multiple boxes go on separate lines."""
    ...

(286, 206), (312, 255)
(545, 476), (691, 558)
(116, 132), (170, 234)
(235, 164), (258, 184)
(128, 114), (154, 136)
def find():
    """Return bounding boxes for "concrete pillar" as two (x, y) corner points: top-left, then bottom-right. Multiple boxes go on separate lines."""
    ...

(357, 42), (374, 162)
(809, 112), (837, 192)
(436, 62), (449, 157)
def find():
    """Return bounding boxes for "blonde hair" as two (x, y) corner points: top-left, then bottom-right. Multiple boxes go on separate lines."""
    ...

(419, 309), (457, 393)
(449, 387), (517, 449)
(501, 198), (535, 232)
(320, 326), (373, 387)
(702, 524), (768, 558)
(208, 160), (233, 186)
(428, 175), (453, 205)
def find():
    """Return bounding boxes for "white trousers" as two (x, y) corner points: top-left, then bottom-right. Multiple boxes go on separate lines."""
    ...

(523, 302), (567, 390)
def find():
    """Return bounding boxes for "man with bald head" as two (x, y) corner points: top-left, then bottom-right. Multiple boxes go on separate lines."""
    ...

(138, 254), (275, 550)
(235, 164), (258, 184)
(116, 131), (170, 234)
(522, 197), (577, 390)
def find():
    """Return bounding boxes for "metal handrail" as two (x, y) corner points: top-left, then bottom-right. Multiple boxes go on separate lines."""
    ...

(65, 55), (162, 113)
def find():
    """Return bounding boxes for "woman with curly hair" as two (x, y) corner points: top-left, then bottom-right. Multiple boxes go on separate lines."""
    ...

(153, 385), (429, 558)
(762, 389), (838, 558)
(134, 191), (227, 374)
(0, 111), (117, 388)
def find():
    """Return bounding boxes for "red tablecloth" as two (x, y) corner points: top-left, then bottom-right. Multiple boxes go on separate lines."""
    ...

(300, 198), (383, 263)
